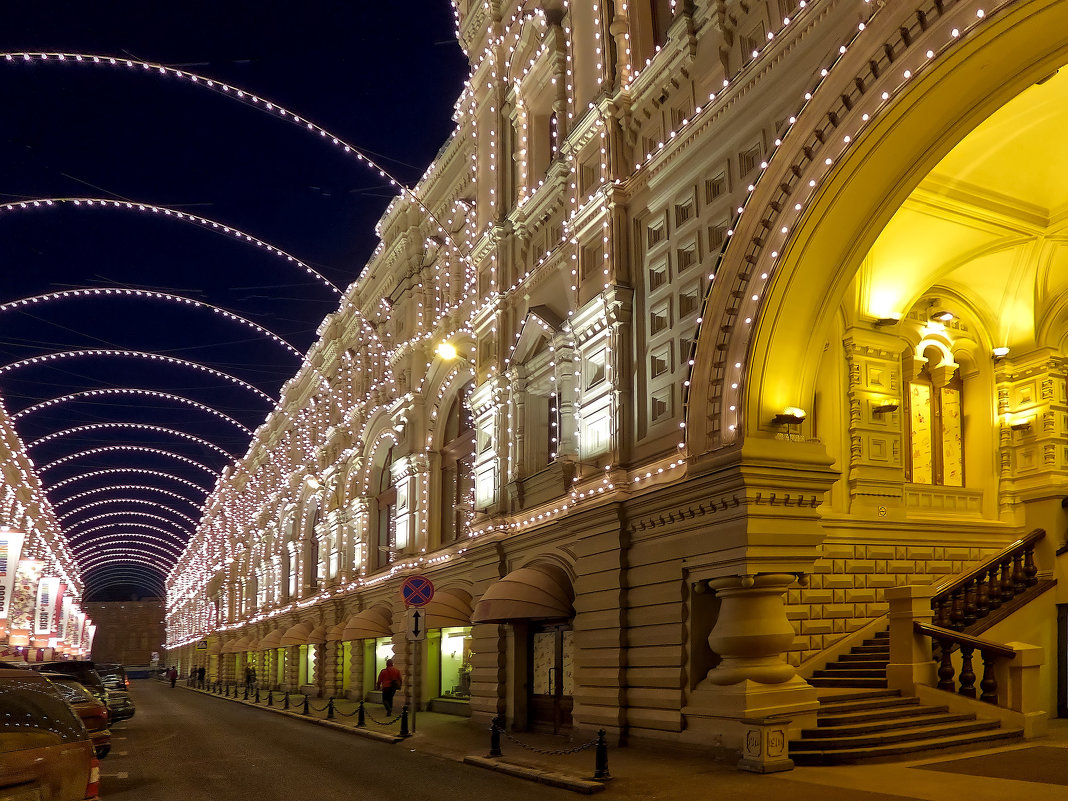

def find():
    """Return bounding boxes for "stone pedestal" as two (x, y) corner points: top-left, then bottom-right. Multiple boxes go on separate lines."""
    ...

(686, 573), (818, 745)
(886, 585), (937, 694)
(737, 717), (794, 773)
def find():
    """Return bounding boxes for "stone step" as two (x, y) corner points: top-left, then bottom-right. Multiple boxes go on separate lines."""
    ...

(812, 667), (888, 679)
(851, 645), (891, 655)
(794, 718), (1000, 751)
(837, 653), (890, 664)
(817, 689), (902, 704)
(790, 727), (1024, 765)
(809, 676), (889, 688)
(818, 702), (947, 726)
(802, 711), (976, 738)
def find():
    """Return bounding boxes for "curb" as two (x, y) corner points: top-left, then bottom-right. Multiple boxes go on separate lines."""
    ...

(463, 755), (606, 794)
(182, 684), (603, 792)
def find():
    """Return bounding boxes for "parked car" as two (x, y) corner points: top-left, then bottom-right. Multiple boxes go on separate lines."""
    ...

(28, 661), (108, 708)
(107, 687), (137, 722)
(95, 662), (130, 691)
(43, 673), (112, 759)
(0, 668), (100, 800)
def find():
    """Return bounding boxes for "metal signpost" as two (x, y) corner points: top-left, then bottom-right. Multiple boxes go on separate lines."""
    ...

(401, 575), (434, 734)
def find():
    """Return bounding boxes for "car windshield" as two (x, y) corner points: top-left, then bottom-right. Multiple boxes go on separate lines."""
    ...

(101, 673), (125, 689)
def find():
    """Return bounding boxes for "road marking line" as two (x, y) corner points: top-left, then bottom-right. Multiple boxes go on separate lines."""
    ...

(101, 772), (129, 779)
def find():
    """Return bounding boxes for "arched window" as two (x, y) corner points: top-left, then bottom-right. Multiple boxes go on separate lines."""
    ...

(440, 384), (475, 546)
(374, 448), (397, 570)
(906, 346), (964, 486)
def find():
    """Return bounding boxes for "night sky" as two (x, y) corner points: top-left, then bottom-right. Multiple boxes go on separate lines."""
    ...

(0, 2), (469, 600)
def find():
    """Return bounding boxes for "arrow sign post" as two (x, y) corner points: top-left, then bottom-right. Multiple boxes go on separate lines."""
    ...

(406, 608), (427, 641)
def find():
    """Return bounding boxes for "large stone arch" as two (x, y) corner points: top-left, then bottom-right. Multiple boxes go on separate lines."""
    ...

(686, 0), (1068, 453)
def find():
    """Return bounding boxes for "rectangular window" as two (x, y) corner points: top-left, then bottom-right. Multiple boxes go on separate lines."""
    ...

(581, 240), (604, 281)
(708, 221), (729, 252)
(586, 349), (607, 388)
(909, 383), (933, 485)
(941, 386), (963, 487)
(651, 386), (673, 423)
(739, 143), (762, 177)
(650, 303), (670, 336)
(679, 284), (700, 318)
(705, 173), (727, 204)
(675, 196), (696, 227)
(650, 346), (671, 378)
(647, 218), (666, 249)
(648, 260), (668, 291)
(643, 130), (662, 159)
(676, 242), (697, 274)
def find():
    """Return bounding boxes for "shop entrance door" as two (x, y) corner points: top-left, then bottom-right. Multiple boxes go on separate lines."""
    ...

(529, 623), (573, 734)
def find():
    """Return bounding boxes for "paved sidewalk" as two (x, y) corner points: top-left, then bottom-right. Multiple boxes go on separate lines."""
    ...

(179, 681), (1068, 799)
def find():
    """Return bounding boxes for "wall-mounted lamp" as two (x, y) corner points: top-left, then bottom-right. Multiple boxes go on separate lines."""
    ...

(772, 406), (807, 426)
(872, 315), (901, 327)
(873, 403), (899, 415)
(1010, 419), (1032, 432)
(929, 310), (955, 323)
(435, 341), (458, 360)
(992, 346), (1010, 360)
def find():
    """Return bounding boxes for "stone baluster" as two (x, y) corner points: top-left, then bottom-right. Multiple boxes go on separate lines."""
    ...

(1012, 552), (1027, 594)
(986, 565), (1003, 610)
(978, 650), (999, 704)
(975, 573), (990, 620)
(999, 559), (1015, 603)
(936, 638), (956, 692)
(957, 645), (976, 698)
(1024, 545), (1038, 587)
(949, 591), (965, 630)
(961, 580), (977, 628)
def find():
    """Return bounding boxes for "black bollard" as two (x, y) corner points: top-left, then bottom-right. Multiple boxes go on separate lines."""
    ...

(489, 716), (502, 757)
(267, 690), (273, 707)
(400, 705), (410, 737)
(357, 700), (365, 727)
(327, 698), (335, 720)
(283, 691), (290, 710)
(244, 685), (249, 701)
(255, 688), (260, 703)
(303, 695), (310, 715)
(593, 730), (610, 781)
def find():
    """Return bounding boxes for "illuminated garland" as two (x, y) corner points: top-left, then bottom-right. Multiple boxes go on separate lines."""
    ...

(28, 422), (235, 459)
(0, 288), (302, 360)
(52, 483), (203, 511)
(38, 445), (220, 476)
(14, 388), (252, 434)
(0, 349), (276, 405)
(46, 467), (211, 495)
(58, 497), (199, 527)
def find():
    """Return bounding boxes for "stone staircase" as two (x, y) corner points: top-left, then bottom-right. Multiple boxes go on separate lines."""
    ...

(792, 631), (1024, 763)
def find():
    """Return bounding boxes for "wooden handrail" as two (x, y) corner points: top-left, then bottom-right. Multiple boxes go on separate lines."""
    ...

(932, 528), (1044, 599)
(914, 622), (1016, 659)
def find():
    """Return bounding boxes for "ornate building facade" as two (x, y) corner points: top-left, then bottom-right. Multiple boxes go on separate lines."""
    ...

(166, 0), (1068, 755)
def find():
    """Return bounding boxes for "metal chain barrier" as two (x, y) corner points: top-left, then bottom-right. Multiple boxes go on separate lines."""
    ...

(488, 717), (610, 781)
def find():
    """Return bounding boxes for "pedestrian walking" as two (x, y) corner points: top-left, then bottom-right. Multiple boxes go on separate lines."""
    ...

(197, 665), (206, 688)
(375, 658), (402, 715)
(167, 666), (178, 688)
(245, 665), (257, 692)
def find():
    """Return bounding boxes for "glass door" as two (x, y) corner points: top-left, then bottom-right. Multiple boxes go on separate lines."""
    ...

(529, 623), (573, 734)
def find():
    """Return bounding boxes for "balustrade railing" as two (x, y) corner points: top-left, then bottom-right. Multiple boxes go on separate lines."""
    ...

(914, 622), (1015, 705)
(930, 529), (1043, 631)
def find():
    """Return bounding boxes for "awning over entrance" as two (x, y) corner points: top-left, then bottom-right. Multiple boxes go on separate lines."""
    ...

(341, 605), (393, 640)
(280, 621), (315, 647)
(472, 564), (574, 623)
(257, 627), (286, 650)
(307, 623), (327, 645)
(222, 635), (251, 654)
(423, 588), (473, 628)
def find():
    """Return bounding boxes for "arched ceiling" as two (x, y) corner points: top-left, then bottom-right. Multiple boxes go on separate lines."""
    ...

(0, 5), (468, 600)
(859, 67), (1068, 346)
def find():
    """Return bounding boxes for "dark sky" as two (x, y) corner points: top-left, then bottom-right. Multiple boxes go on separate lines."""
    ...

(0, 2), (469, 600)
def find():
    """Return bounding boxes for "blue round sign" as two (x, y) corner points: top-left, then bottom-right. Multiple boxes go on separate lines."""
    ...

(401, 575), (435, 608)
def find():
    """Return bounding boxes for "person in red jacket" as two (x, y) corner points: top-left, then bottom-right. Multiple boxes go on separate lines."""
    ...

(375, 658), (402, 715)
(167, 666), (178, 688)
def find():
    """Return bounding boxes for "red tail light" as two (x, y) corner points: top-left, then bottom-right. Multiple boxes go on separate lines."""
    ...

(84, 754), (100, 798)
(125, 677), (130, 689)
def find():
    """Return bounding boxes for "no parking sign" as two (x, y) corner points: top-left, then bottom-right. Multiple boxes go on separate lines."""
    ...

(401, 575), (434, 608)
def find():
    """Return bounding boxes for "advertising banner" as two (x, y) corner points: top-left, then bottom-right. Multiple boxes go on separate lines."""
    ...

(8, 559), (44, 644)
(0, 531), (26, 625)
(34, 576), (60, 637)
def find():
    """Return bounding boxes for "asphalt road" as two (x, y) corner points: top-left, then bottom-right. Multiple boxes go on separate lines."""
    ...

(101, 679), (573, 800)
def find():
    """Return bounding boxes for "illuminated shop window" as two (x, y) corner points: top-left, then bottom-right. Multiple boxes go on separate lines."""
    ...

(439, 626), (472, 699)
(374, 637), (395, 677)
